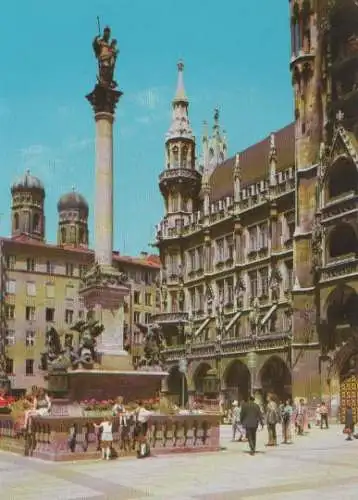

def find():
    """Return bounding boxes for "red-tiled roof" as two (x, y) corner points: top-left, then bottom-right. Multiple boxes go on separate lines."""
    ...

(209, 123), (295, 202)
(0, 236), (160, 269)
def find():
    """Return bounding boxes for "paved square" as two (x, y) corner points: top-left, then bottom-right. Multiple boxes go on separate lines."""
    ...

(1, 425), (357, 499)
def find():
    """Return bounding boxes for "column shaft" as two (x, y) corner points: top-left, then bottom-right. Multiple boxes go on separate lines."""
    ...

(95, 112), (114, 267)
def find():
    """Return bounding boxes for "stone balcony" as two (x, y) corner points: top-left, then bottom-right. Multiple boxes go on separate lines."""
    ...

(152, 312), (189, 324)
(320, 255), (358, 282)
(321, 193), (358, 223)
(159, 168), (202, 195)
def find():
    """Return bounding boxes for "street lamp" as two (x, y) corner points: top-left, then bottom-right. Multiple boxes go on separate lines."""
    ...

(247, 350), (258, 396)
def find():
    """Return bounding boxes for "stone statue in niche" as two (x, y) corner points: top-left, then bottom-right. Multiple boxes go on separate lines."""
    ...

(311, 213), (324, 274)
(235, 277), (246, 309)
(206, 285), (214, 314)
(249, 297), (261, 337)
(269, 267), (282, 301)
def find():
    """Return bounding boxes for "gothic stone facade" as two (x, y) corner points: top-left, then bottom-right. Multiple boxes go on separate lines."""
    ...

(154, 1), (358, 411)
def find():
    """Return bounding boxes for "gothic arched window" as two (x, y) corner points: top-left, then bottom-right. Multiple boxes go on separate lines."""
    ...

(33, 213), (40, 232)
(14, 213), (19, 231)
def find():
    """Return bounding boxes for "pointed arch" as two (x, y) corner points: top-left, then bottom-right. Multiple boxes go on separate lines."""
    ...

(326, 155), (358, 199)
(327, 222), (358, 258)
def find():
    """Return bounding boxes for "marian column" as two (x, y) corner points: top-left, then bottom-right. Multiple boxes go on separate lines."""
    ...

(80, 25), (131, 369)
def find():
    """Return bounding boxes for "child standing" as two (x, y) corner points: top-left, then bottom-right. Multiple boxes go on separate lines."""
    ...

(94, 416), (113, 460)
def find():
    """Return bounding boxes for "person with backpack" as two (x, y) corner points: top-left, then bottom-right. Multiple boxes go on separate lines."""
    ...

(281, 399), (293, 444)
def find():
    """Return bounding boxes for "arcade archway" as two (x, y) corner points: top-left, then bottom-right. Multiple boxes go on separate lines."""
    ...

(224, 360), (250, 404)
(167, 365), (188, 406)
(259, 356), (292, 403)
(193, 363), (218, 399)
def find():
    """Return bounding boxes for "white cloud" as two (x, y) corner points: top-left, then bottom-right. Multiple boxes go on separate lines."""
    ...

(135, 88), (160, 110)
(20, 144), (46, 158)
(66, 138), (93, 151)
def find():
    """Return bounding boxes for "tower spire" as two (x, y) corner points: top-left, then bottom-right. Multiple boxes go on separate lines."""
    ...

(166, 60), (193, 141)
(173, 60), (188, 103)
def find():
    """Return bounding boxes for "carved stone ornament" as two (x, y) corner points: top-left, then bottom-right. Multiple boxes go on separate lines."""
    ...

(39, 320), (105, 373)
(135, 323), (166, 370)
(81, 262), (128, 289)
(311, 213), (324, 272)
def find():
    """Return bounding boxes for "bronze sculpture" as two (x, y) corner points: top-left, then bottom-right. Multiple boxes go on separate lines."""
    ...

(92, 26), (119, 88)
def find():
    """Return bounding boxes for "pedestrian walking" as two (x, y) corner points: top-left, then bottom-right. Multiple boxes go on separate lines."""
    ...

(344, 405), (354, 441)
(231, 400), (240, 441)
(265, 396), (280, 446)
(280, 399), (293, 444)
(240, 396), (264, 455)
(319, 401), (329, 429)
(295, 398), (307, 436)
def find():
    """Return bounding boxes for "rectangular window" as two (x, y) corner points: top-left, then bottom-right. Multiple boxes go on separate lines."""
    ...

(5, 255), (16, 270)
(5, 279), (16, 295)
(249, 271), (258, 298)
(45, 307), (55, 322)
(260, 267), (269, 296)
(189, 250), (196, 271)
(226, 278), (234, 304)
(26, 282), (36, 297)
(78, 310), (85, 320)
(65, 285), (75, 299)
(144, 312), (151, 323)
(217, 280), (225, 303)
(25, 330), (35, 347)
(145, 293), (152, 306)
(5, 305), (15, 320)
(144, 272), (152, 285)
(46, 260), (55, 274)
(6, 358), (14, 375)
(134, 291), (140, 305)
(197, 286), (204, 311)
(259, 224), (268, 249)
(216, 239), (225, 262)
(249, 227), (258, 251)
(197, 246), (204, 270)
(65, 263), (74, 276)
(45, 283), (55, 298)
(26, 258), (35, 272)
(5, 329), (15, 346)
(25, 359), (34, 376)
(25, 306), (36, 321)
(65, 309), (74, 324)
(133, 311), (141, 323)
(226, 236), (234, 260)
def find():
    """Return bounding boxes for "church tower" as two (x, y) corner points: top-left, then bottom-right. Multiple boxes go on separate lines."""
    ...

(57, 188), (89, 247)
(157, 61), (201, 322)
(290, 0), (358, 401)
(11, 170), (45, 241)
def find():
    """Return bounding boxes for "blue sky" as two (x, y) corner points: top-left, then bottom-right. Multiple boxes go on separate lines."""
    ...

(0, 0), (293, 256)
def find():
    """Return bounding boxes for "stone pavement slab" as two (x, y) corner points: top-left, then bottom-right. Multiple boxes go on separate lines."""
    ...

(1, 425), (358, 499)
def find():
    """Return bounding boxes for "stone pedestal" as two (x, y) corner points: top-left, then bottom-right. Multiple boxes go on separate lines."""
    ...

(80, 264), (132, 370)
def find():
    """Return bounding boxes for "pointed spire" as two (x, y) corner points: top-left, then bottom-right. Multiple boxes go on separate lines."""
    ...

(173, 60), (188, 103)
(269, 133), (277, 163)
(202, 120), (208, 143)
(166, 60), (193, 142)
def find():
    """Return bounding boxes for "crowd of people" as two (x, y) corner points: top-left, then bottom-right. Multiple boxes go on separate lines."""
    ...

(227, 396), (348, 455)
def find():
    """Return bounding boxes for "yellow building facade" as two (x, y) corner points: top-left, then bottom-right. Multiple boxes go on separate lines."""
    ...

(155, 1), (358, 417)
(1, 172), (159, 394)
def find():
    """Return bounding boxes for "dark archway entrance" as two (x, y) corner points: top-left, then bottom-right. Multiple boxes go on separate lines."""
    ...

(194, 363), (219, 399)
(259, 356), (292, 403)
(167, 365), (188, 406)
(224, 360), (250, 404)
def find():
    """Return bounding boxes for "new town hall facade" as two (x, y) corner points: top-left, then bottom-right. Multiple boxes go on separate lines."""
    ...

(154, 0), (358, 417)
